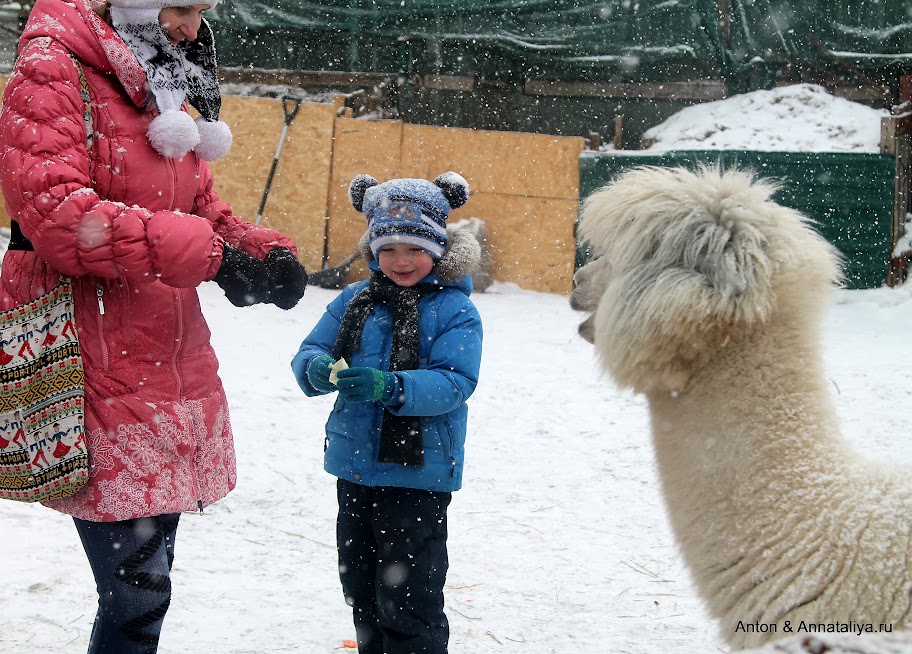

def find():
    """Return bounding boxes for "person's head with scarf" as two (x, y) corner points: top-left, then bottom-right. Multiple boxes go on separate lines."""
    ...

(104, 0), (232, 160)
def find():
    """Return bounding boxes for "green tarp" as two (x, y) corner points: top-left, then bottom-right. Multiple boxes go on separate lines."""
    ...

(578, 151), (897, 289)
(209, 0), (912, 90)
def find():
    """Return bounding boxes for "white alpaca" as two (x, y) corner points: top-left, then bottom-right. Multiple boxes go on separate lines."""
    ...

(571, 166), (912, 651)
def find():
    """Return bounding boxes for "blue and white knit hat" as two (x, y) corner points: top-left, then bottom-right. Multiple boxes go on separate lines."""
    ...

(349, 172), (470, 260)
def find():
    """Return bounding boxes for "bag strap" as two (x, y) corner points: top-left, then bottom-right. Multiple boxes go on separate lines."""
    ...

(68, 54), (94, 149)
(8, 221), (33, 251)
(9, 55), (93, 253)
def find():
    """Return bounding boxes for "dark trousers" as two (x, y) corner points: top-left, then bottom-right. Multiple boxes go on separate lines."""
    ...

(74, 513), (180, 654)
(337, 479), (452, 654)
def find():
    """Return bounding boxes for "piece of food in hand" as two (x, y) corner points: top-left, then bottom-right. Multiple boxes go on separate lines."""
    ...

(329, 358), (349, 385)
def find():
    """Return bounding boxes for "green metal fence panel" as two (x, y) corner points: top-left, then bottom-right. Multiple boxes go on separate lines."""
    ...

(578, 151), (896, 289)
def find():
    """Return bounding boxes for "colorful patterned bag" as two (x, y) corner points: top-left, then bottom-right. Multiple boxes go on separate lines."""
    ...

(0, 278), (88, 502)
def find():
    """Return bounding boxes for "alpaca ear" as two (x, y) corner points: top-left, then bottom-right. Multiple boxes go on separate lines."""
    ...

(349, 174), (378, 213)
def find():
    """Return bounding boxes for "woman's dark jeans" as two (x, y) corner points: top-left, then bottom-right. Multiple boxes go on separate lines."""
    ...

(74, 513), (180, 654)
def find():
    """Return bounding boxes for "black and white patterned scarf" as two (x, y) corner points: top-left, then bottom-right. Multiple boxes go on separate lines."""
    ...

(332, 272), (440, 467)
(111, 13), (221, 122)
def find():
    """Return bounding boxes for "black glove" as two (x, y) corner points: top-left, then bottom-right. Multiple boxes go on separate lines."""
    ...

(213, 244), (270, 307)
(264, 247), (308, 310)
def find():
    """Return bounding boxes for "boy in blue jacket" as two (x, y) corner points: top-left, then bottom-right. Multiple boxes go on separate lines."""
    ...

(291, 172), (483, 654)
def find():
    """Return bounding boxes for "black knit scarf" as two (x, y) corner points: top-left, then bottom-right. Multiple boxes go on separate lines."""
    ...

(332, 272), (439, 467)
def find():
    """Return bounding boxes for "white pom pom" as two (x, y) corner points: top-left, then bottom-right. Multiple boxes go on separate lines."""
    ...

(147, 110), (200, 158)
(194, 118), (233, 161)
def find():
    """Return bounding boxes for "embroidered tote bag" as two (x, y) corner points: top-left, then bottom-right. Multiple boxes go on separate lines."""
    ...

(0, 279), (88, 502)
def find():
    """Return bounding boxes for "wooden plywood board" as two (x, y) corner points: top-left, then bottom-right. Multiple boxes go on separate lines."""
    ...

(330, 118), (403, 183)
(464, 192), (578, 294)
(209, 96), (336, 271)
(326, 178), (369, 262)
(207, 96), (279, 220)
(325, 119), (403, 273)
(400, 124), (584, 200)
(325, 119), (581, 292)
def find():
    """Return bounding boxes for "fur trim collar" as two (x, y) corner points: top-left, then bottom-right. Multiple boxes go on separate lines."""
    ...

(359, 224), (481, 282)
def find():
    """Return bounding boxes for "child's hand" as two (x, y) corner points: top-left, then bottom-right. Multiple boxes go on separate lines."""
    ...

(335, 367), (396, 403)
(306, 355), (336, 393)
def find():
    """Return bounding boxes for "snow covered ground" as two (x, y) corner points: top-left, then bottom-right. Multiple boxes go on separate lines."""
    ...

(3, 279), (910, 654)
(1, 84), (911, 653)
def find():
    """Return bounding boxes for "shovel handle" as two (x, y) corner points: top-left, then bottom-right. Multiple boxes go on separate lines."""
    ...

(255, 97), (303, 225)
(282, 96), (302, 126)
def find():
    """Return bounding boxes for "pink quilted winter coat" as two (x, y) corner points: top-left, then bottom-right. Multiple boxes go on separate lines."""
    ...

(0, 0), (296, 521)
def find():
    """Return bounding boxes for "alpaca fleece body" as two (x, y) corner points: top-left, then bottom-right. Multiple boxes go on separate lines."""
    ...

(572, 166), (912, 650)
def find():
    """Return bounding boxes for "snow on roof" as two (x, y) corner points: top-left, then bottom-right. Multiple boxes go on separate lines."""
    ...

(639, 84), (891, 153)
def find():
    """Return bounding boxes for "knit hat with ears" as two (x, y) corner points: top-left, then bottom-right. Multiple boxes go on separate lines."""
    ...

(108, 0), (232, 161)
(349, 172), (470, 261)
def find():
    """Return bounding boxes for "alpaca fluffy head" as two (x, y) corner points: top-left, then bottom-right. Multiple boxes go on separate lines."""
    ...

(572, 165), (842, 393)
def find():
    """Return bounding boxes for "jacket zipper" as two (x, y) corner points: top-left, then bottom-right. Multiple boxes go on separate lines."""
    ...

(95, 283), (109, 370)
(160, 149), (199, 513)
(173, 289), (183, 398)
(166, 153), (177, 208)
(172, 289), (204, 515)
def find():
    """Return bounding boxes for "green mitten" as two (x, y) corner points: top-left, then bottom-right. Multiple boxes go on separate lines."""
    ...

(306, 355), (336, 393)
(335, 367), (396, 403)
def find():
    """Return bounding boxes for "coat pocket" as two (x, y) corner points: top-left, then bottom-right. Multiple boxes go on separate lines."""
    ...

(426, 419), (456, 478)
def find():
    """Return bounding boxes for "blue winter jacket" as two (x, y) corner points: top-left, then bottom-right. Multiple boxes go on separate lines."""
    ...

(291, 257), (482, 492)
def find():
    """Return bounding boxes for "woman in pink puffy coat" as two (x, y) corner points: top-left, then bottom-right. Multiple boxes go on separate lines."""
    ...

(0, 0), (308, 651)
